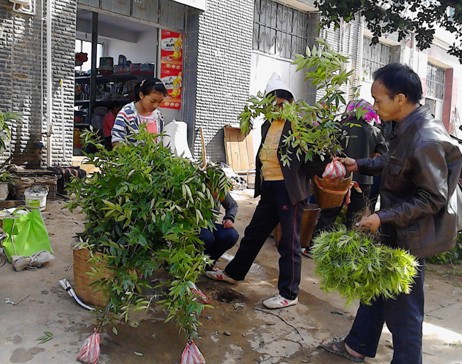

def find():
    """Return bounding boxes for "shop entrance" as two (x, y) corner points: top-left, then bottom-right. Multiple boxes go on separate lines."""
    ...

(73, 9), (160, 155)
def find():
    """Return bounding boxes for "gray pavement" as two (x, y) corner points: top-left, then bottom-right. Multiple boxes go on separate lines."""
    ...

(0, 191), (461, 363)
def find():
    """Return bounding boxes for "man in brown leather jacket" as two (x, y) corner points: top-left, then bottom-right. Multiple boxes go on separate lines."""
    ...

(322, 63), (462, 364)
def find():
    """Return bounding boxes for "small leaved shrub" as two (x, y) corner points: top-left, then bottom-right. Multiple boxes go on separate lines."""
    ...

(312, 227), (419, 305)
(67, 128), (231, 340)
(239, 39), (354, 165)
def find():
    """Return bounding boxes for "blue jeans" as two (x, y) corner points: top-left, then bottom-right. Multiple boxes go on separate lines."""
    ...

(200, 223), (239, 264)
(345, 260), (425, 364)
(225, 180), (304, 300)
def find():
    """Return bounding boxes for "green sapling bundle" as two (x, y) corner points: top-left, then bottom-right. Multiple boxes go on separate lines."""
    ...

(312, 227), (419, 305)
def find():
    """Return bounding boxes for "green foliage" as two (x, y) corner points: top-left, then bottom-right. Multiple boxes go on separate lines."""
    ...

(427, 232), (462, 265)
(66, 128), (231, 340)
(312, 227), (419, 305)
(314, 0), (462, 63)
(37, 331), (53, 344)
(239, 39), (352, 164)
(0, 170), (11, 182)
(0, 111), (16, 153)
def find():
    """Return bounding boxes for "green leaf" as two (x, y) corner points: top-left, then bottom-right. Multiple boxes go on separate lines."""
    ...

(37, 331), (53, 344)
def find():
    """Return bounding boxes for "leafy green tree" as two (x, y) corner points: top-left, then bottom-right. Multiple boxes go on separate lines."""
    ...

(239, 39), (353, 164)
(314, 0), (462, 62)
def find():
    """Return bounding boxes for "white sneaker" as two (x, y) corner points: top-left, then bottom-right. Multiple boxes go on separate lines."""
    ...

(262, 294), (298, 309)
(204, 269), (237, 284)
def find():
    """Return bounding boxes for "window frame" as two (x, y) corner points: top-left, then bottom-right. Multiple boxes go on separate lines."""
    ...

(253, 0), (309, 60)
(362, 37), (393, 81)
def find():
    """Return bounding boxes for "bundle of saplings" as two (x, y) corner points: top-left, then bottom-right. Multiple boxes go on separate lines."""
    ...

(311, 227), (419, 305)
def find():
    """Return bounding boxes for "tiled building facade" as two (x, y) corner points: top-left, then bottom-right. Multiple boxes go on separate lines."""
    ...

(0, 0), (460, 167)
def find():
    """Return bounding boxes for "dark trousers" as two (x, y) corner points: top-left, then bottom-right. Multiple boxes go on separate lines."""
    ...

(345, 260), (425, 364)
(200, 223), (239, 263)
(369, 175), (381, 212)
(225, 181), (304, 300)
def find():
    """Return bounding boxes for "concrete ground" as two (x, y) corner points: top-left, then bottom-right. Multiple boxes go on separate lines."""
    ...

(0, 190), (461, 364)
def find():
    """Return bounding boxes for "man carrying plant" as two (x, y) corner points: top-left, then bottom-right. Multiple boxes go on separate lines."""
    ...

(322, 63), (462, 363)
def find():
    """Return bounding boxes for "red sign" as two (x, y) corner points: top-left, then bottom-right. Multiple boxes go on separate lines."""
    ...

(160, 30), (183, 110)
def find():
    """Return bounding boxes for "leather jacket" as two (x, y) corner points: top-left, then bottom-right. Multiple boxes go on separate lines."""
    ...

(357, 106), (462, 258)
(254, 120), (327, 205)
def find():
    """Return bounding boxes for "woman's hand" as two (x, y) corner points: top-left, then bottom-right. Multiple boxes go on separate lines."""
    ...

(356, 213), (381, 232)
(336, 157), (358, 173)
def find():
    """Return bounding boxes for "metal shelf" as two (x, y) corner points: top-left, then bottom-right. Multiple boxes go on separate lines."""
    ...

(75, 73), (139, 84)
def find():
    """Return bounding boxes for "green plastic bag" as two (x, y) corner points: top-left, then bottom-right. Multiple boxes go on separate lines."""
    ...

(2, 209), (53, 263)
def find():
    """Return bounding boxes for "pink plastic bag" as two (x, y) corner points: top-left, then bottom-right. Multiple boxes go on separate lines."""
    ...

(180, 340), (206, 364)
(322, 160), (346, 182)
(76, 330), (100, 364)
(190, 282), (211, 304)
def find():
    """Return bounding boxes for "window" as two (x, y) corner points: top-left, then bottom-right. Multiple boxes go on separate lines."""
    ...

(253, 0), (309, 60)
(425, 63), (446, 121)
(75, 39), (103, 72)
(362, 37), (392, 81)
(426, 63), (445, 100)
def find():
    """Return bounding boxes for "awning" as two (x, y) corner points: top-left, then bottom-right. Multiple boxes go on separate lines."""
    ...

(171, 0), (206, 11)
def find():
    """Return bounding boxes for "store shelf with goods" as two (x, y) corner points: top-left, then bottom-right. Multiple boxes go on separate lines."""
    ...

(75, 73), (138, 84)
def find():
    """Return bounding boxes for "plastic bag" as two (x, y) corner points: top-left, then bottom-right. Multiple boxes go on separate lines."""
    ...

(180, 341), (206, 364)
(76, 330), (100, 364)
(190, 282), (211, 304)
(2, 209), (53, 263)
(322, 160), (346, 182)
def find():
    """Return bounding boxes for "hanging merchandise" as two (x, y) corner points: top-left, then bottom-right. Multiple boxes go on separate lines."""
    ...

(160, 30), (183, 110)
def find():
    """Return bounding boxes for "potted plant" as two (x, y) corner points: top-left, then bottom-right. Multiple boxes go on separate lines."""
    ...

(239, 39), (356, 209)
(0, 170), (11, 200)
(66, 127), (231, 360)
(0, 111), (14, 153)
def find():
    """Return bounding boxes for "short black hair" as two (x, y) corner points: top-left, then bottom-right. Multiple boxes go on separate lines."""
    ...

(134, 78), (168, 101)
(373, 63), (423, 104)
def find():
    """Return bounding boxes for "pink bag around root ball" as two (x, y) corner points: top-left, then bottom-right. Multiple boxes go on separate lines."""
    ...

(76, 330), (101, 364)
(180, 341), (206, 364)
(322, 160), (346, 182)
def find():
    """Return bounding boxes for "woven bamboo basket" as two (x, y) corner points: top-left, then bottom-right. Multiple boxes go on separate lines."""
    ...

(314, 175), (352, 209)
(73, 248), (113, 307)
(274, 203), (321, 248)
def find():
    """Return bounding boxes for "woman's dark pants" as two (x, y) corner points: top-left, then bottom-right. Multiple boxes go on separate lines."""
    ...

(224, 181), (304, 300)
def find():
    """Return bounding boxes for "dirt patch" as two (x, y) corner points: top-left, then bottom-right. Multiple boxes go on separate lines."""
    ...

(427, 263), (462, 288)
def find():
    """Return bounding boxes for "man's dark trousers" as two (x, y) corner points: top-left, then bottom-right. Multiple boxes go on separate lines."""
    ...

(345, 260), (425, 364)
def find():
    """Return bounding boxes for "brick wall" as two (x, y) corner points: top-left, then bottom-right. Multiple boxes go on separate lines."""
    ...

(191, 0), (254, 162)
(0, 0), (76, 168)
